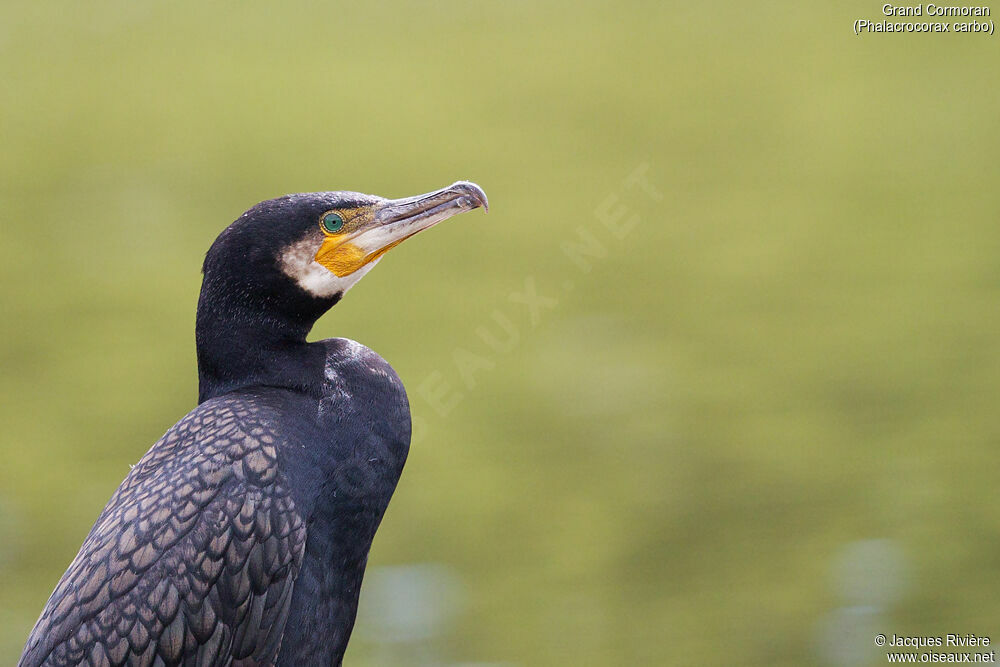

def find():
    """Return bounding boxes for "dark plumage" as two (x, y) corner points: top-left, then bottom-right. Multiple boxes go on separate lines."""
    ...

(19, 182), (487, 666)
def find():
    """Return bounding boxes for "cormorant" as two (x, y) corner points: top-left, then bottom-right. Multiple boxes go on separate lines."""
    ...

(19, 181), (488, 666)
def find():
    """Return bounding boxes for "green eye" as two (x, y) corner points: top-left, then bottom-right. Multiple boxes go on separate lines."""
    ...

(321, 212), (344, 233)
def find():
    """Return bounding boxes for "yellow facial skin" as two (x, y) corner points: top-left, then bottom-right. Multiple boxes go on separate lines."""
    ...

(312, 181), (488, 278)
(314, 206), (380, 277)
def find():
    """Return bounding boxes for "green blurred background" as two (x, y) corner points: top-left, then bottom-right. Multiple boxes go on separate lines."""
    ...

(1, 2), (998, 665)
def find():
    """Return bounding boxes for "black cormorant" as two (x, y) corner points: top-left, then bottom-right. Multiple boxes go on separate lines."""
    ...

(19, 181), (488, 666)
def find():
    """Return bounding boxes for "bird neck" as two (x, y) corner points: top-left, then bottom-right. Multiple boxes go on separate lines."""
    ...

(195, 277), (339, 404)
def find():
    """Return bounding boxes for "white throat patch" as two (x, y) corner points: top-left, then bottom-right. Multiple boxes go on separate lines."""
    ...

(279, 236), (379, 298)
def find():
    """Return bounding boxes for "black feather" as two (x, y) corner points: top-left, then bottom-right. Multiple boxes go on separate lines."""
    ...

(20, 193), (411, 667)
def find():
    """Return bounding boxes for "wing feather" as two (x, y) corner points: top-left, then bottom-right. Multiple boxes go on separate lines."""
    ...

(19, 397), (307, 667)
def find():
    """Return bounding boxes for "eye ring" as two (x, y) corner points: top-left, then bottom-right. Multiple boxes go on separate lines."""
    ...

(321, 212), (344, 233)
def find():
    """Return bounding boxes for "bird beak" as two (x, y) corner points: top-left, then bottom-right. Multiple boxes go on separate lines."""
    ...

(315, 181), (488, 277)
(366, 180), (488, 253)
(377, 180), (488, 227)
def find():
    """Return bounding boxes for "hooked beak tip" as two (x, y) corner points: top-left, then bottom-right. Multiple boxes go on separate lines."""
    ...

(450, 180), (489, 213)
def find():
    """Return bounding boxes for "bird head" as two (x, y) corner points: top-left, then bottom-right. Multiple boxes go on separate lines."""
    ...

(196, 181), (487, 401)
(202, 181), (488, 312)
